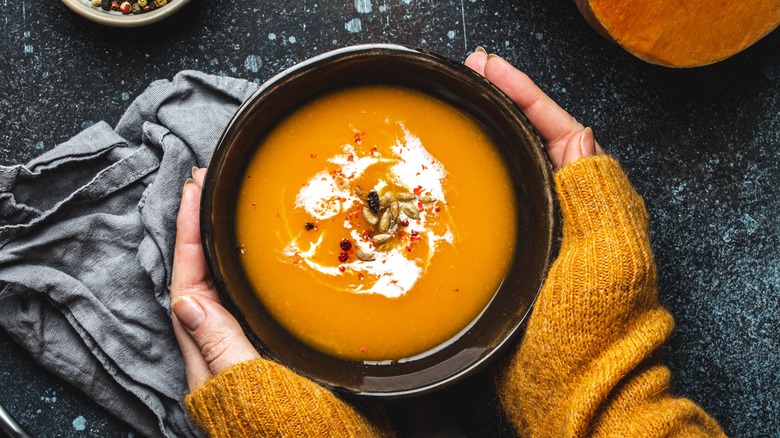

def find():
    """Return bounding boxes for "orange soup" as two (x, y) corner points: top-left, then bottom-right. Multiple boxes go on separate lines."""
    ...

(236, 85), (516, 362)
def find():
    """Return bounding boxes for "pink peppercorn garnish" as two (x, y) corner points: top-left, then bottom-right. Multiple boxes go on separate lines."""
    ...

(338, 252), (349, 263)
(340, 238), (352, 251)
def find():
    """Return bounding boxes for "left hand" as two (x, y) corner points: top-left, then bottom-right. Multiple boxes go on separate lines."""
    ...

(170, 168), (260, 391)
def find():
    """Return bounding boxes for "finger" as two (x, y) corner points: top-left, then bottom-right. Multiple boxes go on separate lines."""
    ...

(172, 314), (213, 389)
(172, 295), (261, 380)
(464, 46), (488, 76)
(192, 166), (207, 186)
(561, 126), (601, 168)
(171, 178), (217, 302)
(483, 55), (584, 168)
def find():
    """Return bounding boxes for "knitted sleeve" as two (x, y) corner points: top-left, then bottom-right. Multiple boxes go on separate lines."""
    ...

(185, 359), (392, 437)
(496, 155), (725, 437)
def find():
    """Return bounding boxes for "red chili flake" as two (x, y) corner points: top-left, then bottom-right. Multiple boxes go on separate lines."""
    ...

(338, 252), (349, 263)
(310, 153), (317, 158)
(251, 202), (256, 208)
(417, 202), (424, 212)
(382, 260), (387, 264)
(359, 347), (368, 353)
(291, 253), (302, 265)
(347, 154), (354, 162)
(247, 175), (252, 180)
(370, 146), (378, 154)
(421, 164), (428, 170)
(354, 133), (362, 144)
(339, 266), (346, 272)
(413, 185), (423, 196)
(400, 219), (409, 227)
(410, 230), (419, 237)
(340, 238), (352, 251)
(406, 246), (412, 252)
(357, 273), (365, 281)
(435, 206), (441, 212)
(236, 245), (246, 254)
(454, 288), (460, 292)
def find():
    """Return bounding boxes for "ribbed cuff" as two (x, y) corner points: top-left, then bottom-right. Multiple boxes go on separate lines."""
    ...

(185, 359), (391, 437)
(555, 155), (649, 244)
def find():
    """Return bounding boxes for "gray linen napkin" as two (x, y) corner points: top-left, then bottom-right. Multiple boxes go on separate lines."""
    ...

(0, 71), (258, 437)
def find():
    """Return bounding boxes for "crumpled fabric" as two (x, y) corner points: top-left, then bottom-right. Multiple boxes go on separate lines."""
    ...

(0, 71), (258, 437)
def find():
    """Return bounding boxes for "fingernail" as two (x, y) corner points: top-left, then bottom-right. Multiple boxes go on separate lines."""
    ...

(474, 46), (487, 54)
(182, 177), (195, 194)
(172, 296), (205, 332)
(580, 127), (595, 158)
(191, 166), (199, 179)
(487, 53), (502, 60)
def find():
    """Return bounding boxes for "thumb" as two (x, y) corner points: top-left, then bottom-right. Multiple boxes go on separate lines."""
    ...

(172, 294), (261, 377)
(561, 127), (602, 168)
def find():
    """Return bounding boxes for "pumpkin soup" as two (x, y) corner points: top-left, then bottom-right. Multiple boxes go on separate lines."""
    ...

(235, 85), (517, 362)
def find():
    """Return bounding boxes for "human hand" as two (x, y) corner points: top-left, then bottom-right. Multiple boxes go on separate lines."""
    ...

(464, 48), (603, 169)
(170, 168), (260, 391)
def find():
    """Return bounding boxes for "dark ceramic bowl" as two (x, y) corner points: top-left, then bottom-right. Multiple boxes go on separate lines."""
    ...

(201, 44), (559, 399)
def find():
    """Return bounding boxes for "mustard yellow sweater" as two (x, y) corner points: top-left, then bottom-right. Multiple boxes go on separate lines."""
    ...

(185, 156), (725, 437)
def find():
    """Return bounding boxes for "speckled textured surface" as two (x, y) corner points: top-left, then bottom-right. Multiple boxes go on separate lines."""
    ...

(1, 0), (778, 436)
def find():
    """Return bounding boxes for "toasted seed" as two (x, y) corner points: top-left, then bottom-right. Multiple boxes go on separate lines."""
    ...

(379, 193), (393, 207)
(401, 203), (420, 220)
(357, 250), (376, 261)
(390, 201), (400, 220)
(378, 210), (392, 232)
(362, 207), (379, 225)
(397, 193), (416, 201)
(372, 233), (392, 245)
(418, 196), (436, 204)
(354, 186), (365, 199)
(367, 190), (380, 213)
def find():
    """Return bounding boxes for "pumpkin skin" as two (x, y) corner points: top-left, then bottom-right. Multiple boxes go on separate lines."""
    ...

(574, 0), (780, 67)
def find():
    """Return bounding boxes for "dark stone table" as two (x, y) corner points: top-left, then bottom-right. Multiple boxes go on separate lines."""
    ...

(1, 1), (778, 436)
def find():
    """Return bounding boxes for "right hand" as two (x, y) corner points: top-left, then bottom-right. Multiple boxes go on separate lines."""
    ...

(464, 48), (603, 169)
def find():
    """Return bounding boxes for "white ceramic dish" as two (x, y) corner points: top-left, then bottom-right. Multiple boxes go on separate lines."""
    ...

(61, 0), (190, 27)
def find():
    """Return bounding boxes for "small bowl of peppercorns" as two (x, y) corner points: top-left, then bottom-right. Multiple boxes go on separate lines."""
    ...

(62, 0), (190, 27)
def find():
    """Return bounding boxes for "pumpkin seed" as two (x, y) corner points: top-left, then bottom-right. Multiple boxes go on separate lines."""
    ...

(362, 207), (379, 225)
(379, 193), (393, 207)
(397, 193), (416, 201)
(357, 250), (376, 261)
(372, 233), (392, 245)
(390, 201), (400, 220)
(401, 203), (420, 220)
(418, 196), (436, 204)
(378, 210), (392, 232)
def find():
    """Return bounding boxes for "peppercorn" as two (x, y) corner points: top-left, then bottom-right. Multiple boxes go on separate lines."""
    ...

(305, 222), (315, 231)
(120, 1), (131, 13)
(111, 1), (120, 10)
(137, 0), (147, 5)
(338, 252), (349, 263)
(154, 0), (167, 6)
(131, 2), (141, 12)
(101, 0), (111, 9)
(340, 238), (352, 251)
(91, 0), (101, 6)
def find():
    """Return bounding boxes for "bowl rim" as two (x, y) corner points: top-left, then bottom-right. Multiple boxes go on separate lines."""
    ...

(201, 43), (559, 399)
(61, 0), (190, 27)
